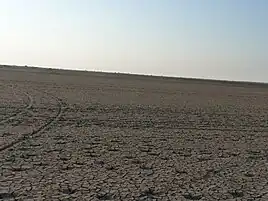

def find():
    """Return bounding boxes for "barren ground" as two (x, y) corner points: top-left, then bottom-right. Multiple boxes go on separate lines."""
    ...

(0, 65), (268, 201)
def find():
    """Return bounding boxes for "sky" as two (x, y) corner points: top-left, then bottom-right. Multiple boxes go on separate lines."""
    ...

(0, 0), (267, 82)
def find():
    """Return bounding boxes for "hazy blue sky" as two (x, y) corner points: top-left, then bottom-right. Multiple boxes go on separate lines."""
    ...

(0, 0), (267, 82)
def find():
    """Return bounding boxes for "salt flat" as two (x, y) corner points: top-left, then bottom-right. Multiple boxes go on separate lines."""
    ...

(1, 65), (268, 200)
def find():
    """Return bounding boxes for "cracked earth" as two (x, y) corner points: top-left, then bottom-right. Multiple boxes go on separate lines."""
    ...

(0, 66), (268, 201)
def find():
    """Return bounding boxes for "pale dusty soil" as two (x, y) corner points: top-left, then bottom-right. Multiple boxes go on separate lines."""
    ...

(0, 65), (268, 201)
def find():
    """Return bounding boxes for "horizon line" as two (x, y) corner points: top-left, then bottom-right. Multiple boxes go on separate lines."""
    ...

(1, 64), (268, 86)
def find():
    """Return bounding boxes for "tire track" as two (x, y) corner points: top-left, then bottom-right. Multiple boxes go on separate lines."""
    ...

(0, 92), (63, 152)
(0, 84), (33, 125)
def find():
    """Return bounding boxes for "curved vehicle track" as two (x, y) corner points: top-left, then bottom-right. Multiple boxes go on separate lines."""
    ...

(0, 92), (63, 152)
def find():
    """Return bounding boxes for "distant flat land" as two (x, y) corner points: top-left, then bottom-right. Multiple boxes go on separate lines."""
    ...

(1, 65), (268, 201)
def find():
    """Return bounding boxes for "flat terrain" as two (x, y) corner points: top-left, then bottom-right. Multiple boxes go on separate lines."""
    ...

(1, 65), (268, 201)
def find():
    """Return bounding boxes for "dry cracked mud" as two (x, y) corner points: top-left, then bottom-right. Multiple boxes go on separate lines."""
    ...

(0, 65), (268, 201)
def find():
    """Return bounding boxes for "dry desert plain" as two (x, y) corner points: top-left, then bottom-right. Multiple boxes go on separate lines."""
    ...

(0, 65), (268, 201)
